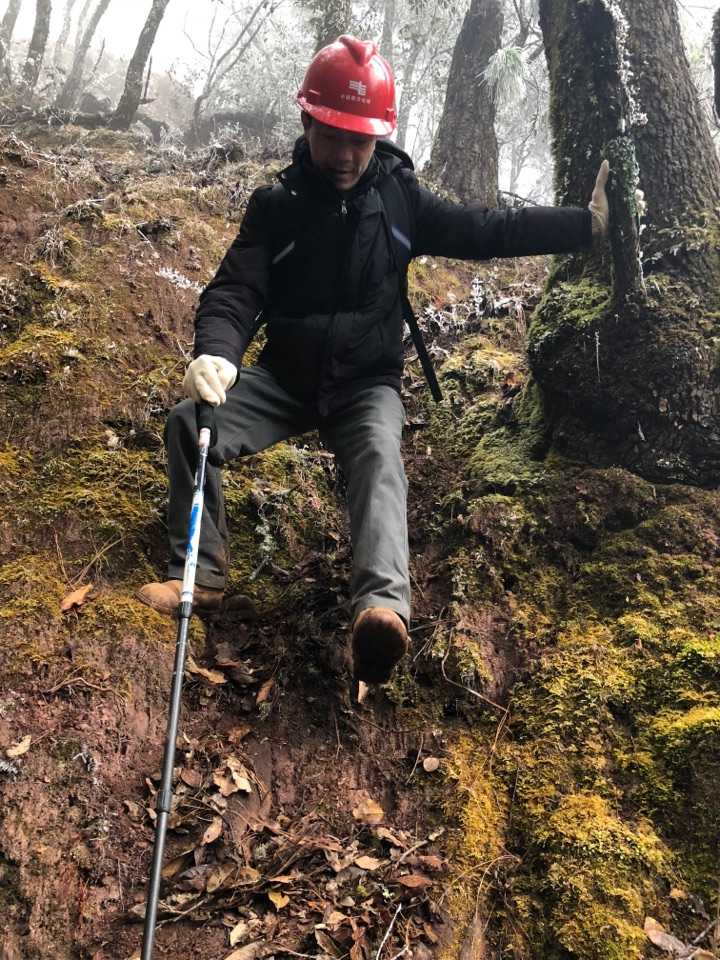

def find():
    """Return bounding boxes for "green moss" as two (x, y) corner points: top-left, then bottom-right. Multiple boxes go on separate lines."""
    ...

(651, 704), (720, 755)
(31, 446), (166, 540)
(0, 325), (77, 382)
(221, 441), (342, 604)
(529, 278), (612, 343)
(0, 554), (64, 620)
(441, 734), (509, 955)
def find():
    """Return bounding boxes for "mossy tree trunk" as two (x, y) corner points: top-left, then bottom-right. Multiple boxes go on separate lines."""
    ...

(22, 0), (52, 91)
(54, 0), (111, 109)
(428, 0), (502, 205)
(110, 0), (170, 131)
(713, 8), (720, 118)
(528, 0), (720, 485)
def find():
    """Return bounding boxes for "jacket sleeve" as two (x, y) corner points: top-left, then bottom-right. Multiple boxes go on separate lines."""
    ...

(399, 169), (593, 260)
(193, 185), (272, 365)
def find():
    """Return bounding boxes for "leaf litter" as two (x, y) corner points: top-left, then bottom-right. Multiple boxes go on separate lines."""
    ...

(131, 723), (449, 959)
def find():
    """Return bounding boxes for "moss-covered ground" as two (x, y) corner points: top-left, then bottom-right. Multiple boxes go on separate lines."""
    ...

(0, 129), (718, 960)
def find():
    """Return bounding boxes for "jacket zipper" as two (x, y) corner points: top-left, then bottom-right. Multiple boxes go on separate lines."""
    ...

(319, 198), (351, 410)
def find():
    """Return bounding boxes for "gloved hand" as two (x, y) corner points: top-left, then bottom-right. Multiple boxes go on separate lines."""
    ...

(183, 354), (237, 405)
(588, 159), (610, 237)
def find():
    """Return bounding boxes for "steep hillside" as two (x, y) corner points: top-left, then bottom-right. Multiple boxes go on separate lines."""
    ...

(0, 129), (718, 960)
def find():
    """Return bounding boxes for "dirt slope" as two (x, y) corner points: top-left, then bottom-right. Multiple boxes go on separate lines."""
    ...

(0, 129), (719, 960)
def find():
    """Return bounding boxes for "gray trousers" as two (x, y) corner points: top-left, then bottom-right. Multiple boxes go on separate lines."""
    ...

(164, 365), (410, 624)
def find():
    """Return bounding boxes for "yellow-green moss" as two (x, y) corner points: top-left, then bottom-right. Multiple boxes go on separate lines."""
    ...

(441, 733), (509, 954)
(530, 278), (612, 341)
(0, 554), (65, 620)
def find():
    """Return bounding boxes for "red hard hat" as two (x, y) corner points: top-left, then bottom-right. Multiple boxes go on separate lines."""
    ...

(297, 35), (397, 136)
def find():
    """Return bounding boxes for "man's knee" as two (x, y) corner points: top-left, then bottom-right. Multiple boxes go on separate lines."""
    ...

(349, 433), (406, 486)
(164, 398), (196, 446)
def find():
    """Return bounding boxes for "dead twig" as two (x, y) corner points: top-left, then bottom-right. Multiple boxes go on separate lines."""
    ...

(376, 904), (403, 960)
(405, 734), (425, 784)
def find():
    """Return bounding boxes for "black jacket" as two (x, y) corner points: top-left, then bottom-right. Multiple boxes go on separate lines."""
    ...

(195, 137), (592, 414)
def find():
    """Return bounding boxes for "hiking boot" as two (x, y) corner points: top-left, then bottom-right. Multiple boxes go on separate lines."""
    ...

(136, 579), (224, 616)
(352, 607), (409, 684)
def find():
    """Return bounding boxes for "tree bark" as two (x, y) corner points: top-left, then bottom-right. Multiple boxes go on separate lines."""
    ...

(54, 0), (111, 108)
(54, 0), (80, 66)
(309, 0), (350, 53)
(527, 0), (720, 485)
(427, 0), (503, 205)
(0, 0), (22, 47)
(22, 0), (52, 91)
(380, 0), (394, 64)
(110, 0), (171, 130)
(73, 0), (91, 51)
(713, 8), (720, 118)
(395, 34), (423, 152)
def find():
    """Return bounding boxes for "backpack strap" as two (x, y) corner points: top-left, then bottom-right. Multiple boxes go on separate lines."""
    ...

(377, 173), (443, 403)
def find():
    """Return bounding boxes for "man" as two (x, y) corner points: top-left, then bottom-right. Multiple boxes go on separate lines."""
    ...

(138, 35), (609, 685)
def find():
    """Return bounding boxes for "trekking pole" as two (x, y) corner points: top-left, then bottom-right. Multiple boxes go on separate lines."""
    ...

(140, 401), (217, 960)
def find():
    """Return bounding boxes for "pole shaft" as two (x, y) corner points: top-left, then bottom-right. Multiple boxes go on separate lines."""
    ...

(140, 426), (211, 959)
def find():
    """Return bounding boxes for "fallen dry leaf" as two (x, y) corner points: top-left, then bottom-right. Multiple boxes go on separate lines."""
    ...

(180, 767), (202, 788)
(186, 657), (226, 685)
(6, 735), (31, 758)
(61, 583), (93, 613)
(229, 919), (248, 947)
(374, 826), (406, 847)
(226, 755), (252, 792)
(422, 757), (440, 773)
(418, 854), (446, 872)
(398, 873), (432, 889)
(315, 930), (342, 958)
(202, 815), (224, 845)
(206, 861), (235, 894)
(228, 724), (252, 745)
(354, 856), (384, 871)
(213, 772), (237, 797)
(268, 890), (289, 910)
(224, 941), (263, 960)
(352, 797), (384, 825)
(643, 917), (688, 954)
(123, 799), (143, 821)
(256, 678), (274, 704)
(161, 851), (193, 880)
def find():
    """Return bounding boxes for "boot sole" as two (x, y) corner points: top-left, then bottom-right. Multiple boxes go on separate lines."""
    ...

(352, 617), (409, 684)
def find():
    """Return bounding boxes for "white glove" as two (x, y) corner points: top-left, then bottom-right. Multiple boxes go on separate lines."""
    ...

(588, 159), (610, 237)
(183, 354), (237, 406)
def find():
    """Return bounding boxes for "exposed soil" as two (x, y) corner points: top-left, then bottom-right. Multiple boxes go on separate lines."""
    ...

(2, 128), (719, 960)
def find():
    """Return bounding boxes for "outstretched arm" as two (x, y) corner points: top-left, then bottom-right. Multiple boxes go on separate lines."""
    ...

(402, 170), (593, 261)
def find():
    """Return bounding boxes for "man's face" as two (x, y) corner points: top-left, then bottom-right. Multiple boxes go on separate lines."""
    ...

(302, 114), (377, 192)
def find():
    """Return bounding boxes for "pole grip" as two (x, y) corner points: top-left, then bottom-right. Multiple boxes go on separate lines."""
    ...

(195, 401), (217, 446)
